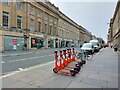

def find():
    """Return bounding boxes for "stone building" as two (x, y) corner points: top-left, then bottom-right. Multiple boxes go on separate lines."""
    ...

(0, 0), (92, 52)
(108, 0), (120, 51)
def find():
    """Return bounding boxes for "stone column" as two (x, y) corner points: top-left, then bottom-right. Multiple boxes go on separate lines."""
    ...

(0, 30), (3, 52)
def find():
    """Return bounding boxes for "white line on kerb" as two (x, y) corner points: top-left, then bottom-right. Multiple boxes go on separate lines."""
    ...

(0, 61), (54, 79)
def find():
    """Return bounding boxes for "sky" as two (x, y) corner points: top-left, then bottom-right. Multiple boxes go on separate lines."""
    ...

(50, 0), (118, 42)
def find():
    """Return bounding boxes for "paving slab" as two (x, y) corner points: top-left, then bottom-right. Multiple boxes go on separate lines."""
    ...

(66, 81), (101, 88)
(2, 77), (20, 88)
(5, 81), (28, 88)
(81, 77), (107, 88)
(41, 76), (73, 88)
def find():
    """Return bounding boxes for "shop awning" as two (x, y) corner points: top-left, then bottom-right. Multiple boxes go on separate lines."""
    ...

(30, 33), (43, 38)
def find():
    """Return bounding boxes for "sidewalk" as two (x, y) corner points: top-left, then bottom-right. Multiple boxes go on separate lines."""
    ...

(1, 47), (119, 88)
(0, 48), (55, 57)
(0, 47), (67, 57)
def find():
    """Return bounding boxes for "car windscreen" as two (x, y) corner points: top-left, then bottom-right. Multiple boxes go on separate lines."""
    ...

(90, 42), (98, 46)
(82, 44), (91, 48)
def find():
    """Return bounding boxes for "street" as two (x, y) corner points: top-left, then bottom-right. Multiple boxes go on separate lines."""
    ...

(2, 49), (55, 75)
(1, 47), (119, 88)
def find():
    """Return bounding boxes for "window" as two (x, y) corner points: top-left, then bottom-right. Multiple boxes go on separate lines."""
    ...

(54, 18), (57, 24)
(38, 22), (41, 32)
(50, 26), (52, 35)
(30, 5), (34, 14)
(38, 10), (41, 17)
(17, 16), (22, 29)
(54, 27), (56, 35)
(44, 24), (47, 33)
(44, 12), (48, 20)
(3, 11), (9, 27)
(49, 16), (53, 23)
(17, 2), (22, 10)
(30, 19), (35, 32)
(2, 0), (9, 6)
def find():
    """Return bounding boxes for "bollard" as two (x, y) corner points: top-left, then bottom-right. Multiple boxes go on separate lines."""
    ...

(81, 50), (86, 64)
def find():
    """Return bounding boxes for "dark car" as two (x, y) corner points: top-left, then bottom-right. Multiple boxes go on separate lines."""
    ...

(34, 43), (43, 49)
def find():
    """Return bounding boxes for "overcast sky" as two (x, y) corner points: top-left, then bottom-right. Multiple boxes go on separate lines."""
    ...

(50, 0), (118, 42)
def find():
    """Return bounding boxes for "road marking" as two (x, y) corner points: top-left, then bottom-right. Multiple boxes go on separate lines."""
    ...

(5, 54), (54, 63)
(1, 61), (5, 63)
(1, 52), (33, 57)
(1, 61), (54, 79)
(18, 68), (24, 71)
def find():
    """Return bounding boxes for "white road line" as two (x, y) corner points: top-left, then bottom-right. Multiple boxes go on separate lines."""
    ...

(5, 54), (54, 63)
(1, 61), (54, 79)
(1, 61), (5, 63)
(1, 52), (33, 57)
(18, 68), (24, 71)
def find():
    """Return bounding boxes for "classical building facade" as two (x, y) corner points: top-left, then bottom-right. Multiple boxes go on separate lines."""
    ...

(0, 0), (92, 52)
(108, 0), (120, 51)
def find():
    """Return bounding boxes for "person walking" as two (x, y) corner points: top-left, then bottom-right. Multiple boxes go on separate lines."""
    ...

(23, 43), (27, 51)
(113, 44), (118, 52)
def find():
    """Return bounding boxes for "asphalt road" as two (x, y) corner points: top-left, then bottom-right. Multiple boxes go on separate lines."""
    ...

(2, 49), (57, 75)
(2, 48), (79, 75)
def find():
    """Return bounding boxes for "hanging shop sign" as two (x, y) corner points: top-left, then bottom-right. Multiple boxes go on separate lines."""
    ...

(13, 38), (17, 45)
(32, 39), (35, 44)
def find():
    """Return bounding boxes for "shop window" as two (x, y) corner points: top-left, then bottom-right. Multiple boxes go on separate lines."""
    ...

(38, 22), (41, 32)
(4, 36), (24, 51)
(17, 2), (22, 10)
(31, 38), (44, 48)
(3, 11), (9, 27)
(17, 16), (22, 29)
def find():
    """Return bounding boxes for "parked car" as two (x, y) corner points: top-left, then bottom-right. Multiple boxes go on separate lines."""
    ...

(89, 40), (100, 52)
(81, 43), (94, 54)
(104, 44), (108, 48)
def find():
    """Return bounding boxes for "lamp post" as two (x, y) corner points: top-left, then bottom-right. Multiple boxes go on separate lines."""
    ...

(23, 29), (29, 49)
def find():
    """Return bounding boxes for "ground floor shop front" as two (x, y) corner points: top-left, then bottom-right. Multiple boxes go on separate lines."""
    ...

(0, 30), (25, 52)
(0, 30), (80, 52)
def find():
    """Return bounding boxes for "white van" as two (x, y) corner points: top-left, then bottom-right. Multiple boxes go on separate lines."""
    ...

(89, 40), (100, 52)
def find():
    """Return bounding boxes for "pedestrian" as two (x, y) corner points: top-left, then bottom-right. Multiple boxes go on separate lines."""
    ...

(111, 45), (113, 48)
(113, 44), (118, 52)
(23, 43), (27, 51)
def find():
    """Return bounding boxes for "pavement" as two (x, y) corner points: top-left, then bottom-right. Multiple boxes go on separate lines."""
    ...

(1, 47), (119, 89)
(0, 48), (47, 57)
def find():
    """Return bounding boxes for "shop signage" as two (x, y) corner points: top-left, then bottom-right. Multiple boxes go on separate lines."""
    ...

(13, 38), (17, 45)
(32, 39), (35, 44)
(30, 33), (43, 38)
